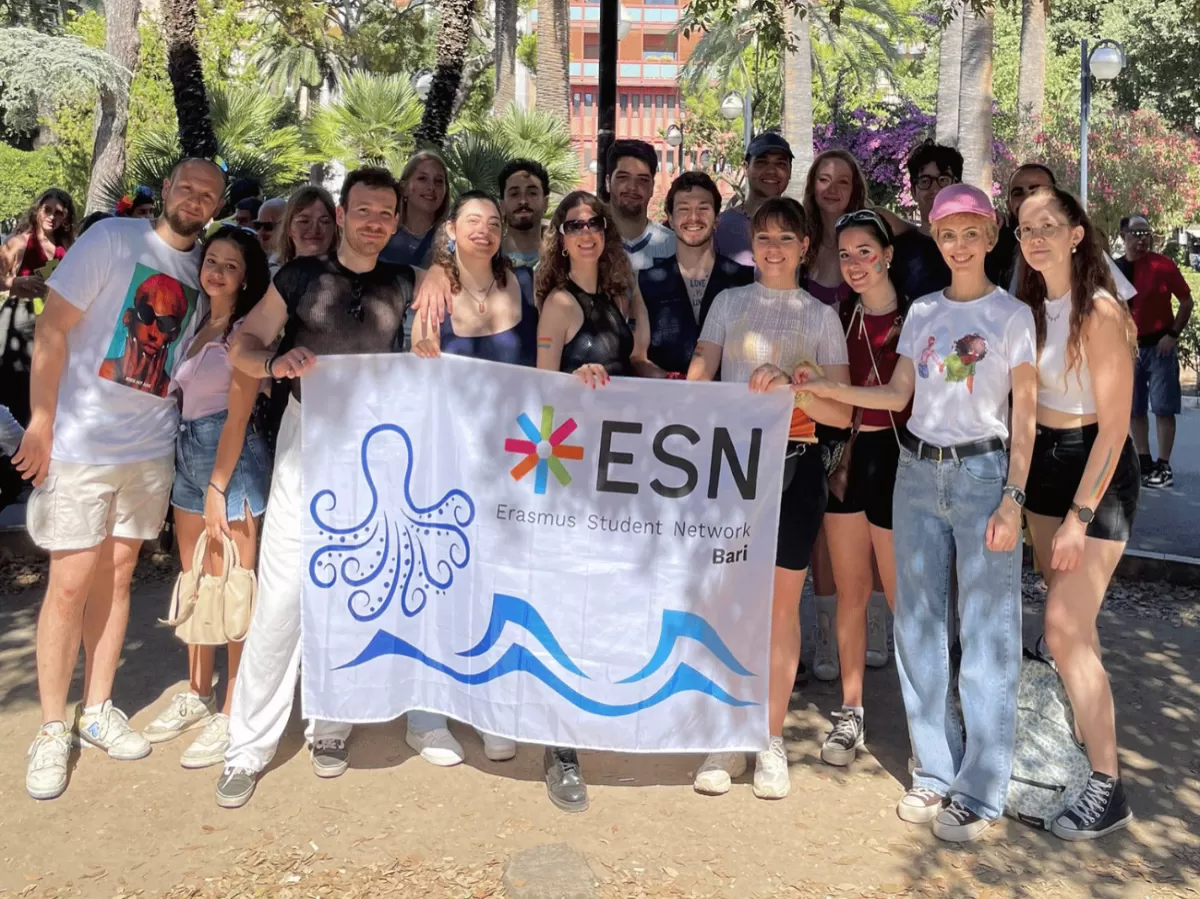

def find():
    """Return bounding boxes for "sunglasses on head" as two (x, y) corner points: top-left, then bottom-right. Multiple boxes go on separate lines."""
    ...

(133, 301), (180, 338)
(559, 216), (606, 236)
(835, 209), (888, 233)
(254, 220), (276, 232)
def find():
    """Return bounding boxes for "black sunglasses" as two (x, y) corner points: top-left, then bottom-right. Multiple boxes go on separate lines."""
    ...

(835, 209), (889, 233)
(133, 301), (181, 338)
(347, 278), (366, 323)
(253, 220), (276, 232)
(559, 216), (606, 236)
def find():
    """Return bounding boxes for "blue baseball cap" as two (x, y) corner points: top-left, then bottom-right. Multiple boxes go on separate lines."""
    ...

(746, 133), (794, 162)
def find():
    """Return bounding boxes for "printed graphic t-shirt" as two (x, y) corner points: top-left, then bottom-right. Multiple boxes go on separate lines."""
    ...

(47, 218), (201, 465)
(897, 287), (1036, 445)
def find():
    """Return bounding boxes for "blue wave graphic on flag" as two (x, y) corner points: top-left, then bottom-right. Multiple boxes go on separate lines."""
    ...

(308, 423), (475, 621)
(336, 629), (756, 715)
(456, 593), (589, 678)
(616, 609), (755, 683)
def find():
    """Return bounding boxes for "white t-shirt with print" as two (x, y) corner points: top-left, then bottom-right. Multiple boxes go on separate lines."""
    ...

(699, 282), (848, 384)
(898, 287), (1036, 445)
(624, 221), (676, 273)
(47, 218), (203, 465)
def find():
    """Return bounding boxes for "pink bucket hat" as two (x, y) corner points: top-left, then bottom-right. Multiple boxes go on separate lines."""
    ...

(929, 183), (996, 223)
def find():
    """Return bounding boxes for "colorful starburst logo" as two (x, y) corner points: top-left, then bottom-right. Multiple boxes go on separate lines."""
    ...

(504, 405), (585, 494)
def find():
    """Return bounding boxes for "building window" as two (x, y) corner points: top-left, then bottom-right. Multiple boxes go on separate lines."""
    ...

(620, 93), (629, 115)
(654, 94), (665, 109)
(584, 93), (594, 107)
(573, 93), (582, 114)
(643, 33), (678, 61)
(631, 94), (641, 115)
(583, 32), (599, 60)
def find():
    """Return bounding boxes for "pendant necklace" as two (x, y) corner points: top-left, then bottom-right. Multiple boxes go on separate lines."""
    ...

(461, 275), (497, 314)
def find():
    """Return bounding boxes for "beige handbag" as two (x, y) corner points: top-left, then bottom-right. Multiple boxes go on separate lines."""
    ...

(161, 532), (258, 645)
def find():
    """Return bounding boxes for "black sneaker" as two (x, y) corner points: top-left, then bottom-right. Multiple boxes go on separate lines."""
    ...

(1145, 461), (1173, 489)
(820, 707), (864, 767)
(544, 747), (588, 812)
(1053, 772), (1132, 841)
(932, 798), (992, 842)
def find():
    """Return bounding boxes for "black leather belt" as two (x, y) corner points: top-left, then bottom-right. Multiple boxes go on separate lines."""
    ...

(901, 432), (1006, 463)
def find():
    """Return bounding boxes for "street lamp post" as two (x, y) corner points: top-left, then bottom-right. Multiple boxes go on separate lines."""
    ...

(1080, 38), (1125, 209)
(665, 124), (684, 175)
(720, 90), (752, 154)
(596, 0), (622, 201)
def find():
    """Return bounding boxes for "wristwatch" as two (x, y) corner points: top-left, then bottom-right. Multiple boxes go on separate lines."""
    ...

(1002, 484), (1026, 507)
(1070, 502), (1095, 524)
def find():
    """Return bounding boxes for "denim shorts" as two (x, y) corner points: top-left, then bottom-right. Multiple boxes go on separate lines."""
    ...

(171, 410), (271, 519)
(1132, 344), (1182, 417)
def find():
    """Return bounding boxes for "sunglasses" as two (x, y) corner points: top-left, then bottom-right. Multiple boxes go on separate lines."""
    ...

(835, 209), (889, 233)
(347, 278), (366, 324)
(1126, 229), (1152, 239)
(133, 301), (181, 338)
(559, 216), (606, 236)
(253, 221), (276, 232)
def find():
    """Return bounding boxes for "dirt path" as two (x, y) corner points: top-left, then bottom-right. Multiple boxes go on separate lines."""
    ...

(1, 557), (1197, 898)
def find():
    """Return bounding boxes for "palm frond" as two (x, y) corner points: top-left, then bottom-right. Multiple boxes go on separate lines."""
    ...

(307, 72), (424, 169)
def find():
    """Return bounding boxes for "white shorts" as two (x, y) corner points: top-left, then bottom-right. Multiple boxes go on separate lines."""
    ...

(26, 455), (174, 552)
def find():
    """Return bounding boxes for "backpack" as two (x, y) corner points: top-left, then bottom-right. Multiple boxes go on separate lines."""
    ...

(1002, 647), (1092, 830)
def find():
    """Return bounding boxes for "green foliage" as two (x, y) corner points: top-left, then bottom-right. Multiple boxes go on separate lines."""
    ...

(307, 72), (424, 170)
(0, 144), (66, 225)
(1179, 273), (1200, 378)
(516, 31), (536, 73)
(198, 0), (261, 86)
(455, 105), (580, 194)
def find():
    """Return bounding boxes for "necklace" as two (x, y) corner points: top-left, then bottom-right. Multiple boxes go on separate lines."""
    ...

(862, 298), (898, 316)
(460, 274), (497, 314)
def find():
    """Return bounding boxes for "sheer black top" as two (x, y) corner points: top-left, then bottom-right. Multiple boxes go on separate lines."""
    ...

(558, 279), (634, 376)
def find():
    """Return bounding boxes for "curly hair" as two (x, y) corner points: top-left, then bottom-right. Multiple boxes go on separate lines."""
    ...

(534, 191), (633, 314)
(802, 149), (867, 265)
(1015, 186), (1136, 376)
(430, 191), (509, 293)
(13, 188), (76, 250)
(202, 224), (271, 335)
(953, 333), (988, 360)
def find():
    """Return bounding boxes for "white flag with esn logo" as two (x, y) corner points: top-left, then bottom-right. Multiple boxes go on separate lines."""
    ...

(299, 354), (789, 752)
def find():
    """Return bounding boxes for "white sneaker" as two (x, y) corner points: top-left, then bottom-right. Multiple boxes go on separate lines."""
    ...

(480, 732), (517, 761)
(693, 751), (747, 795)
(143, 692), (217, 744)
(753, 736), (791, 799)
(866, 594), (890, 668)
(406, 726), (464, 767)
(181, 713), (230, 769)
(76, 700), (151, 760)
(813, 595), (840, 682)
(26, 721), (72, 800)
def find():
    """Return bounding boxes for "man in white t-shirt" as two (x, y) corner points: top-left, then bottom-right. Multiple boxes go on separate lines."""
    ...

(605, 139), (676, 272)
(14, 158), (226, 801)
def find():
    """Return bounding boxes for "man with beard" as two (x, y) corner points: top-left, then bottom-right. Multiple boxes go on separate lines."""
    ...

(606, 139), (676, 272)
(714, 133), (793, 268)
(498, 159), (550, 271)
(215, 167), (416, 810)
(639, 172), (753, 374)
(16, 158), (225, 801)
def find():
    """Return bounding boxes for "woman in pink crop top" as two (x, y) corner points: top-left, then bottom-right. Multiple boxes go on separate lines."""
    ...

(817, 209), (910, 770)
(143, 225), (272, 767)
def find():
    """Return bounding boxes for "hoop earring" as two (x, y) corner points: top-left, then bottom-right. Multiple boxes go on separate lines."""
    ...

(562, 247), (569, 257)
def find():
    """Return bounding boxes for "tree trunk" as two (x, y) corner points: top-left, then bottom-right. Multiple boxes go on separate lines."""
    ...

(935, 0), (963, 148)
(86, 0), (141, 214)
(958, 5), (994, 190)
(1016, 0), (1048, 144)
(416, 0), (477, 148)
(493, 0), (518, 114)
(781, 1), (813, 196)
(163, 0), (218, 159)
(534, 0), (569, 121)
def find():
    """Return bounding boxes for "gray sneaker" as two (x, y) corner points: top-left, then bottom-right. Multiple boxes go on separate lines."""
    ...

(932, 799), (992, 843)
(216, 766), (258, 809)
(311, 737), (349, 778)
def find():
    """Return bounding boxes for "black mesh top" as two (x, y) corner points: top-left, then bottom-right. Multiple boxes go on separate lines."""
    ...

(273, 254), (415, 399)
(558, 279), (634, 376)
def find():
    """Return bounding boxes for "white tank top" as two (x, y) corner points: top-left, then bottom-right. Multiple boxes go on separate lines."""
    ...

(1037, 293), (1096, 414)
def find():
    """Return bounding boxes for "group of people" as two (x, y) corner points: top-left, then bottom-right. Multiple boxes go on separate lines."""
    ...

(5, 130), (1190, 848)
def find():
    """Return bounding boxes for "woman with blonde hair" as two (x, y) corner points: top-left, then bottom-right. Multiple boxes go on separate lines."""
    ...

(382, 151), (451, 268)
(273, 186), (336, 268)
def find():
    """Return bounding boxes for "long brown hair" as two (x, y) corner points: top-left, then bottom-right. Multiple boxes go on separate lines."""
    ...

(430, 191), (509, 292)
(534, 191), (634, 314)
(13, 188), (76, 250)
(274, 186), (336, 264)
(397, 150), (451, 233)
(1015, 186), (1135, 374)
(802, 149), (867, 265)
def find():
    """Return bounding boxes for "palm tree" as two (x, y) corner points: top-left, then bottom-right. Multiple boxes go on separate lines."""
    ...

(781, 1), (814, 190)
(534, 0), (569, 121)
(935, 1), (962, 147)
(249, 20), (349, 118)
(308, 72), (424, 171)
(86, 0), (141, 214)
(957, 5), (994, 190)
(493, 0), (518, 113)
(415, 0), (478, 148)
(1016, 0), (1048, 143)
(456, 105), (581, 193)
(162, 0), (217, 158)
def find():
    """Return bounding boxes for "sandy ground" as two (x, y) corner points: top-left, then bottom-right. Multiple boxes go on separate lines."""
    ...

(0, 555), (1198, 899)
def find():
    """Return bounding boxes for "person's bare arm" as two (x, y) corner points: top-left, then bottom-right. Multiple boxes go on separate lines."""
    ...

(874, 207), (916, 236)
(204, 368), (261, 539)
(536, 290), (581, 372)
(628, 285), (667, 378)
(686, 340), (722, 381)
(229, 285), (315, 379)
(801, 362), (853, 428)
(794, 356), (916, 412)
(0, 234), (44, 298)
(986, 360), (1036, 553)
(10, 292), (83, 484)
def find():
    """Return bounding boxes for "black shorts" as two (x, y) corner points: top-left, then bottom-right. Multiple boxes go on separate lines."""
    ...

(1025, 425), (1139, 542)
(824, 428), (900, 529)
(777, 442), (828, 571)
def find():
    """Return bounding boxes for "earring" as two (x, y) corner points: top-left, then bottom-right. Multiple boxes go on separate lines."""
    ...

(447, 237), (456, 254)
(562, 247), (569, 257)
(1071, 244), (1078, 254)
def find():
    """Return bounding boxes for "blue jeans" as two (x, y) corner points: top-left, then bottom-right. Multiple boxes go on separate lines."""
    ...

(892, 446), (1021, 820)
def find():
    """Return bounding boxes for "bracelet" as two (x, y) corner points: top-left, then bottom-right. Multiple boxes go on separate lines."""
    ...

(265, 352), (281, 379)
(208, 482), (226, 497)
